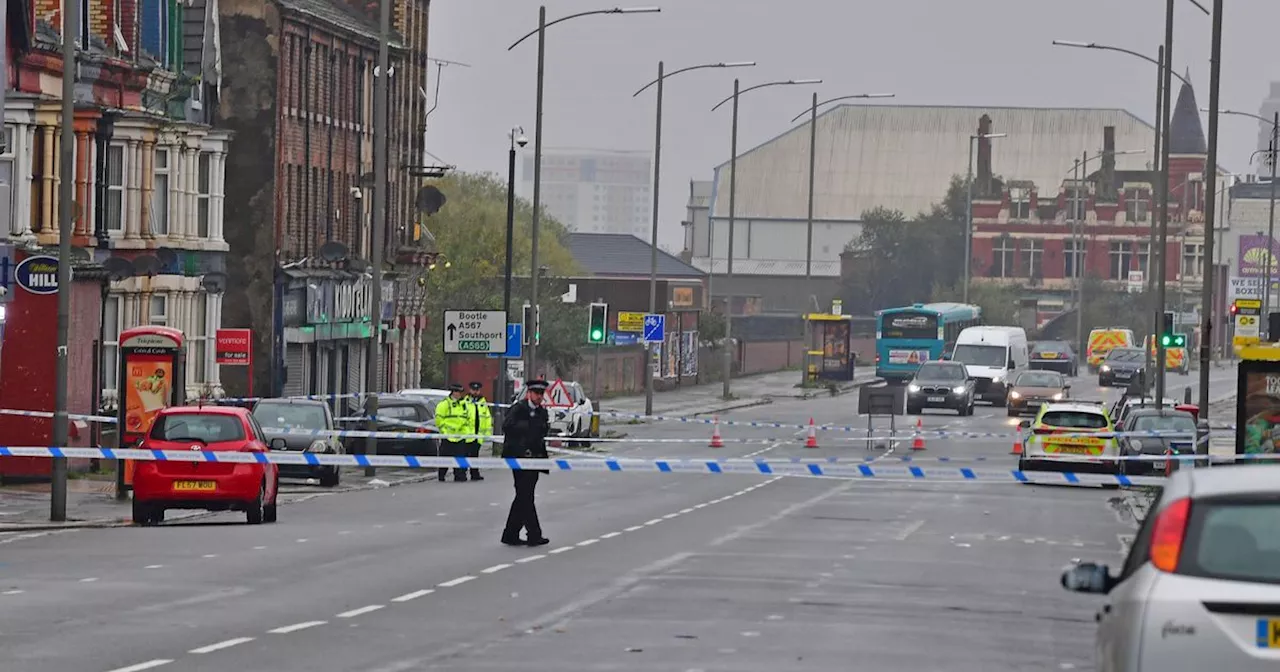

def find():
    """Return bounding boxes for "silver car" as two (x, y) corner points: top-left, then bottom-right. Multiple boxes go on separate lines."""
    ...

(1062, 465), (1280, 671)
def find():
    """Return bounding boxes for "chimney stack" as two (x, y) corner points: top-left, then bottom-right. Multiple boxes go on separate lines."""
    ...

(1099, 126), (1117, 199)
(977, 114), (994, 196)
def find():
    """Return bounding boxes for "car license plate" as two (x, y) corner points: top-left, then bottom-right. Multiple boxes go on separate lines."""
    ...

(1152, 460), (1166, 470)
(172, 480), (216, 492)
(1256, 618), (1280, 648)
(927, 396), (945, 403)
(1053, 445), (1095, 455)
(1041, 353), (1058, 359)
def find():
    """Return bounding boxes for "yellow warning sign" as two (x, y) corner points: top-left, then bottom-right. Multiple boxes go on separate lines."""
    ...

(617, 312), (645, 333)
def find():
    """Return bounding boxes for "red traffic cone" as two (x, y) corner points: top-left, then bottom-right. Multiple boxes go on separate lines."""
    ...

(911, 417), (926, 451)
(1164, 448), (1174, 477)
(1011, 437), (1023, 455)
(709, 416), (724, 448)
(804, 418), (819, 448)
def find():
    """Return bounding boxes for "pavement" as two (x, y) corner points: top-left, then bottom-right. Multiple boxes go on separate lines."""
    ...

(0, 366), (1240, 671)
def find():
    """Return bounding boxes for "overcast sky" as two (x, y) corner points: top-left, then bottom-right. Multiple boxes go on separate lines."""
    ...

(427, 0), (1280, 249)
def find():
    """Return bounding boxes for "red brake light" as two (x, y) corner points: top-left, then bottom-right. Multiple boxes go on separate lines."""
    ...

(1149, 497), (1191, 573)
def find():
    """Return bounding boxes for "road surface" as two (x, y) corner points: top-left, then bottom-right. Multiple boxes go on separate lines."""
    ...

(0, 367), (1237, 672)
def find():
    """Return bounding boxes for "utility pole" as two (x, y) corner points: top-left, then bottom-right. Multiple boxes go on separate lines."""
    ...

(51, 0), (77, 521)
(646, 60), (663, 416)
(1155, 0), (1175, 404)
(1146, 45), (1164, 391)
(502, 129), (518, 403)
(964, 137), (975, 305)
(526, 6), (546, 380)
(1264, 114), (1277, 326)
(1073, 154), (1085, 356)
(722, 78), (739, 400)
(1198, 0), (1223, 418)
(802, 91), (817, 387)
(362, 0), (390, 477)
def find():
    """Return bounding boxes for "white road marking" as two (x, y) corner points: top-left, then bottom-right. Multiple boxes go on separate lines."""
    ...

(336, 604), (384, 618)
(549, 546), (573, 554)
(338, 530), (351, 535)
(624, 525), (644, 532)
(438, 576), (476, 588)
(189, 637), (255, 654)
(600, 531), (621, 539)
(481, 563), (512, 574)
(144, 564), (163, 569)
(391, 589), (434, 603)
(3, 589), (24, 595)
(516, 554), (545, 563)
(893, 520), (926, 541)
(106, 660), (173, 672)
(202, 554), (218, 558)
(679, 507), (695, 514)
(269, 620), (328, 634)
(295, 539), (308, 543)
(644, 518), (662, 525)
(79, 577), (98, 583)
(253, 546), (267, 550)
(405, 520), (420, 525)
(662, 513), (680, 519)
(576, 539), (599, 547)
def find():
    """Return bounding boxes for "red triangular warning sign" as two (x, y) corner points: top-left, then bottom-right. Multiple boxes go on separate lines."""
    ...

(544, 379), (573, 408)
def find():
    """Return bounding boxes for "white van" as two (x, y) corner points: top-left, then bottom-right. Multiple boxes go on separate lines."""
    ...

(951, 326), (1029, 405)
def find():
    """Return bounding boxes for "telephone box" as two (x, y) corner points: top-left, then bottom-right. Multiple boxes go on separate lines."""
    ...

(117, 326), (185, 490)
(804, 313), (856, 382)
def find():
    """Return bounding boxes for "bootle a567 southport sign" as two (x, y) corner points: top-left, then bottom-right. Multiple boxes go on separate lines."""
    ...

(443, 310), (507, 354)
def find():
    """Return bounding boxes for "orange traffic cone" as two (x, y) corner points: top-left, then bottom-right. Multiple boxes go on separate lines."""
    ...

(1011, 436), (1023, 455)
(1164, 448), (1174, 477)
(911, 417), (926, 451)
(804, 418), (819, 448)
(709, 416), (724, 448)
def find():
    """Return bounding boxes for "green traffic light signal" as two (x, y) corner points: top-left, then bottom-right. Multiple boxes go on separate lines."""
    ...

(590, 328), (603, 341)
(1161, 334), (1172, 347)
(587, 302), (608, 344)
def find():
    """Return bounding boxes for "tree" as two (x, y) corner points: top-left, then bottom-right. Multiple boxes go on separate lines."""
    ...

(931, 280), (1023, 325)
(417, 172), (582, 384)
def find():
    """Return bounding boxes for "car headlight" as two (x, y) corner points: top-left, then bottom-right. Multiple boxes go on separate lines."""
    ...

(907, 384), (921, 393)
(1052, 392), (1064, 400)
(952, 385), (966, 394)
(992, 375), (1003, 383)
(1101, 365), (1111, 372)
(306, 440), (327, 452)
(1009, 390), (1021, 399)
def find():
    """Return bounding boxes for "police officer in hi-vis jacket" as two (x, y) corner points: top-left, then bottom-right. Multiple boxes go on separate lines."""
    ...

(465, 381), (492, 481)
(433, 383), (473, 482)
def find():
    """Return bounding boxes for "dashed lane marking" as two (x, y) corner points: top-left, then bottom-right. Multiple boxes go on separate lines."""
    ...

(144, 565), (163, 570)
(3, 589), (24, 595)
(336, 604), (384, 619)
(549, 546), (574, 554)
(79, 577), (98, 583)
(600, 531), (621, 539)
(515, 554), (545, 564)
(576, 539), (599, 547)
(106, 660), (173, 672)
(624, 525), (644, 532)
(481, 563), (511, 574)
(438, 576), (476, 588)
(268, 621), (328, 634)
(391, 589), (434, 603)
(189, 637), (255, 654)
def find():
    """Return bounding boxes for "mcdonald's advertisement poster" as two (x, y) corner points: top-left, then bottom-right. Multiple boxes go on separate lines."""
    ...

(124, 355), (173, 441)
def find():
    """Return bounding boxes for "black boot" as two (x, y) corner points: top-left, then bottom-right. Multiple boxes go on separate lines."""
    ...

(470, 469), (483, 481)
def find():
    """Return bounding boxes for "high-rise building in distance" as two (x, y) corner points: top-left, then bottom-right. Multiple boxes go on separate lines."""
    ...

(520, 148), (652, 238)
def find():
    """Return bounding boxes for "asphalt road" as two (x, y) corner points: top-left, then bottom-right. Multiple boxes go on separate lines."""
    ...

(0, 367), (1238, 672)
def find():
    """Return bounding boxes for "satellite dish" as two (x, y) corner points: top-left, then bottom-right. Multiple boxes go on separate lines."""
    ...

(318, 240), (349, 263)
(415, 186), (446, 215)
(133, 255), (162, 277)
(67, 247), (91, 263)
(359, 172), (377, 188)
(200, 272), (227, 294)
(347, 257), (369, 272)
(103, 256), (136, 281)
(155, 247), (178, 266)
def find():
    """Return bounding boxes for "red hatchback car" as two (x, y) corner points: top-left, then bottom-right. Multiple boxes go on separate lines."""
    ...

(132, 406), (282, 526)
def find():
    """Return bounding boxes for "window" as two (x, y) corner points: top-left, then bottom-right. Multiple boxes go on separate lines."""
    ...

(149, 413), (245, 443)
(1186, 179), (1203, 213)
(1136, 241), (1151, 279)
(1182, 242), (1204, 278)
(152, 148), (169, 235)
(0, 125), (14, 235)
(1110, 241), (1132, 280)
(102, 295), (122, 394)
(148, 294), (168, 326)
(1064, 239), (1085, 278)
(139, 0), (168, 63)
(77, 0), (90, 46)
(192, 293), (207, 383)
(1009, 188), (1031, 220)
(991, 238), (1015, 278)
(106, 144), (125, 232)
(1124, 188), (1150, 223)
(196, 153), (211, 237)
(1020, 239), (1043, 278)
(1182, 501), (1280, 585)
(30, 127), (46, 232)
(1066, 187), (1087, 221)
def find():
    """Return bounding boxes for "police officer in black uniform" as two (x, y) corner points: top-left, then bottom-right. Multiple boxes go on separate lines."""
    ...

(501, 379), (551, 546)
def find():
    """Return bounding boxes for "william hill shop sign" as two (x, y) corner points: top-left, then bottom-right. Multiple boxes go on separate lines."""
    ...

(14, 256), (60, 294)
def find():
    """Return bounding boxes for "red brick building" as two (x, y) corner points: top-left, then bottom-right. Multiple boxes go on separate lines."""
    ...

(970, 80), (1212, 301)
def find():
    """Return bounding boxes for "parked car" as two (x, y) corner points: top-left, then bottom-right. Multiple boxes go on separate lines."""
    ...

(1062, 465), (1280, 671)
(1029, 340), (1078, 376)
(1110, 394), (1182, 429)
(132, 405), (280, 526)
(1099, 347), (1148, 389)
(514, 380), (596, 445)
(339, 394), (438, 456)
(1006, 369), (1070, 417)
(398, 388), (451, 407)
(252, 398), (344, 487)
(905, 361), (975, 415)
(1116, 408), (1198, 475)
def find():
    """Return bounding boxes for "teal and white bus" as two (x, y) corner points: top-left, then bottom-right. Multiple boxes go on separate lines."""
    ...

(875, 303), (983, 383)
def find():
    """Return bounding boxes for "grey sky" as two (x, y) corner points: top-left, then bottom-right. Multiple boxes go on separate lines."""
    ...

(427, 0), (1279, 250)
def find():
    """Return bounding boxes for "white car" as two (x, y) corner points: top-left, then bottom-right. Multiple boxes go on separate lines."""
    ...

(515, 381), (595, 445)
(1062, 465), (1280, 671)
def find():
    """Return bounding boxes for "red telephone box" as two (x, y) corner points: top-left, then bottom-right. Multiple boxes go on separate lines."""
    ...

(117, 326), (185, 490)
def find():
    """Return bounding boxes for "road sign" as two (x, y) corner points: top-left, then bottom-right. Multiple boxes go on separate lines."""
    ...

(617, 311), (645, 332)
(443, 310), (507, 354)
(486, 324), (524, 359)
(1230, 276), (1266, 301)
(544, 379), (573, 408)
(613, 332), (639, 346)
(642, 313), (665, 344)
(1235, 299), (1262, 347)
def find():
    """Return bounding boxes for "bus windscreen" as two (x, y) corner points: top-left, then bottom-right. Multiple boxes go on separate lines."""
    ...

(880, 312), (938, 340)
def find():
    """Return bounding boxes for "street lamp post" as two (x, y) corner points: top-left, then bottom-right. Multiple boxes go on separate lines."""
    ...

(1199, 0), (1224, 420)
(964, 132), (1006, 304)
(362, 0), (391, 478)
(710, 77), (823, 399)
(633, 60), (755, 416)
(502, 127), (526, 403)
(788, 92), (895, 387)
(51, 0), (79, 520)
(509, 5), (660, 380)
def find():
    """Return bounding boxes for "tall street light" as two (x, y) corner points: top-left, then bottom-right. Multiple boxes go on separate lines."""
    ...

(788, 92), (895, 386)
(508, 6), (660, 380)
(633, 60), (755, 416)
(1199, 0), (1224, 422)
(1205, 108), (1275, 323)
(502, 126), (527, 403)
(711, 77), (823, 399)
(964, 132), (1006, 304)
(362, 0), (392, 478)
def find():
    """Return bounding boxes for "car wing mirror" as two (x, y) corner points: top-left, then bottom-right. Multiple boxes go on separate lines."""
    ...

(269, 438), (288, 451)
(1017, 420), (1031, 430)
(1061, 562), (1114, 594)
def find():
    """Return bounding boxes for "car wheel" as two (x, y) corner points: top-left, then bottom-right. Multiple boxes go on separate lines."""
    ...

(319, 465), (340, 488)
(132, 499), (158, 526)
(263, 478), (279, 524)
(246, 481), (265, 525)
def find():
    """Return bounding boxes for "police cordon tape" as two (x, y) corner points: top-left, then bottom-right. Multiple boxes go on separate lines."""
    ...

(0, 445), (1172, 485)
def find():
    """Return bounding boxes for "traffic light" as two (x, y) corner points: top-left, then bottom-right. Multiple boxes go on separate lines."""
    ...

(1159, 311), (1185, 348)
(1230, 302), (1240, 316)
(522, 304), (532, 346)
(587, 302), (608, 344)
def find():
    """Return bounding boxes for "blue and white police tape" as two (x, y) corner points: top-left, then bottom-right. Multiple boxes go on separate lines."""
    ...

(0, 446), (1168, 485)
(0, 408), (118, 423)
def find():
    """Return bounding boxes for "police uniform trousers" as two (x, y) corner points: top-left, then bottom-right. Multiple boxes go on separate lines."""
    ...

(503, 470), (542, 540)
(438, 439), (469, 481)
(465, 441), (482, 479)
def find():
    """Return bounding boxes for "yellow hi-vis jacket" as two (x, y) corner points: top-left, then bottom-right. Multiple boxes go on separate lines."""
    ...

(469, 395), (493, 443)
(433, 396), (473, 440)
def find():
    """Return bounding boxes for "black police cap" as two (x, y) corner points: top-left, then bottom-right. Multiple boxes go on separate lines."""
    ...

(469, 381), (483, 390)
(525, 380), (549, 393)
(448, 382), (465, 392)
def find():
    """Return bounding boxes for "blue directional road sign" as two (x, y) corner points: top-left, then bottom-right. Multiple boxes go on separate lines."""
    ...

(487, 323), (524, 359)
(642, 314), (665, 344)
